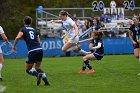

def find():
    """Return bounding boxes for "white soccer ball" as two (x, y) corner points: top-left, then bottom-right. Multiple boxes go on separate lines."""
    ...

(110, 0), (116, 8)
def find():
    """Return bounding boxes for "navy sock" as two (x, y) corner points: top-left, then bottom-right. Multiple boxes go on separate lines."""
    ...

(26, 69), (38, 77)
(37, 68), (44, 73)
(84, 60), (92, 70)
(82, 63), (86, 70)
(37, 69), (50, 85)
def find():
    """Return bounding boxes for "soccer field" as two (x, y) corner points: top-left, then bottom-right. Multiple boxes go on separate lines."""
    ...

(1, 55), (140, 93)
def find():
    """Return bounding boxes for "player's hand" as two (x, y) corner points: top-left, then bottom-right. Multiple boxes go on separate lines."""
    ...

(13, 47), (17, 52)
(89, 47), (94, 50)
(132, 41), (137, 46)
(5, 41), (9, 45)
(78, 41), (81, 44)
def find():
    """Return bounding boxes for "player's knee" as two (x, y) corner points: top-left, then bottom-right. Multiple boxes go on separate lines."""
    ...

(83, 56), (87, 61)
(62, 47), (67, 52)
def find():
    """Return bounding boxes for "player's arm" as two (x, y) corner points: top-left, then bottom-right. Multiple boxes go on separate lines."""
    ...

(128, 30), (137, 45)
(13, 31), (23, 52)
(73, 24), (79, 39)
(90, 42), (102, 50)
(0, 33), (9, 44)
(52, 20), (62, 23)
(37, 35), (40, 44)
(79, 37), (93, 43)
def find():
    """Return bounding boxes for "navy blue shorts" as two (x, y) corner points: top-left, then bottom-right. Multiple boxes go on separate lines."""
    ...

(26, 49), (43, 64)
(93, 53), (103, 60)
(133, 43), (139, 49)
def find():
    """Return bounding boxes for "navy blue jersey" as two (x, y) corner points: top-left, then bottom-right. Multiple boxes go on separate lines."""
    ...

(91, 38), (104, 56)
(92, 25), (101, 31)
(129, 23), (140, 42)
(20, 26), (41, 51)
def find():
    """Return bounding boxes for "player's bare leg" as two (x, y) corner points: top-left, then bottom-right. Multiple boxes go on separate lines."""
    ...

(0, 53), (4, 80)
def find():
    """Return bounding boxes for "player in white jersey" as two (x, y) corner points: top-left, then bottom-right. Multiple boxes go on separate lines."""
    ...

(57, 11), (79, 52)
(53, 11), (89, 55)
(0, 26), (9, 80)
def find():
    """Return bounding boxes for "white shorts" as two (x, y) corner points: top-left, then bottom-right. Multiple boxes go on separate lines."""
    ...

(68, 36), (79, 44)
(0, 47), (2, 53)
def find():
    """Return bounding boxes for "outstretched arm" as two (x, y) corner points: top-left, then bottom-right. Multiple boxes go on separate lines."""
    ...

(0, 33), (9, 44)
(90, 42), (102, 50)
(72, 24), (79, 39)
(79, 37), (93, 43)
(129, 31), (137, 45)
(13, 32), (23, 52)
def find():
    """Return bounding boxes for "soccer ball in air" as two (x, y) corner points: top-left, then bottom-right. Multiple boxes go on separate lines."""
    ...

(110, 0), (116, 8)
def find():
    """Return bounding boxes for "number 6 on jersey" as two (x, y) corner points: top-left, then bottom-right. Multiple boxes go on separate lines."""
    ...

(29, 31), (34, 39)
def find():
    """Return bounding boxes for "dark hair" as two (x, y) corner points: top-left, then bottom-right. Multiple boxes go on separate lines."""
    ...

(23, 16), (32, 25)
(59, 11), (68, 16)
(93, 30), (104, 39)
(132, 16), (139, 20)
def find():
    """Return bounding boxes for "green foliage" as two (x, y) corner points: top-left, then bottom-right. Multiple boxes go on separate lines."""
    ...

(0, 0), (139, 39)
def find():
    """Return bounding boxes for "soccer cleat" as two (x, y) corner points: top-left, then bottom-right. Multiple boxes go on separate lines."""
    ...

(37, 73), (42, 86)
(44, 81), (50, 86)
(79, 70), (86, 74)
(88, 69), (95, 73)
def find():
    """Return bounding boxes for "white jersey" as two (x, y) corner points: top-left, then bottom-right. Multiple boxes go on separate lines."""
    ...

(0, 26), (5, 53)
(0, 26), (4, 34)
(62, 17), (76, 38)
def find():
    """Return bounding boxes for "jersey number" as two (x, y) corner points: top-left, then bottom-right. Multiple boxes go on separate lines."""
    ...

(29, 31), (34, 39)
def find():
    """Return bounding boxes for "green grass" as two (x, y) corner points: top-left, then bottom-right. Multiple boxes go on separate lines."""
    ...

(1, 55), (140, 93)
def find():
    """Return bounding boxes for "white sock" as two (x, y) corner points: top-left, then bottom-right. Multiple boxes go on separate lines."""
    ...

(30, 68), (36, 72)
(79, 49), (91, 55)
(42, 73), (46, 78)
(0, 64), (3, 78)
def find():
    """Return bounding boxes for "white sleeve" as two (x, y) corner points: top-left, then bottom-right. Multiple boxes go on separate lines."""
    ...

(68, 18), (75, 26)
(93, 42), (102, 49)
(0, 26), (5, 34)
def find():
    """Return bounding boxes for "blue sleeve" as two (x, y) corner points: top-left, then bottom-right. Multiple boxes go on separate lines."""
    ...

(19, 27), (24, 33)
(129, 25), (133, 32)
(95, 25), (101, 30)
(98, 39), (102, 43)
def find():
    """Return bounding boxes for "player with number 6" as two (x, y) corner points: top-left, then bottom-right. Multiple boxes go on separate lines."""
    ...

(13, 16), (50, 86)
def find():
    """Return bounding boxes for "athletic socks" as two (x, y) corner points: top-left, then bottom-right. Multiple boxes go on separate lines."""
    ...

(84, 60), (92, 70)
(37, 68), (50, 86)
(0, 64), (2, 78)
(26, 68), (38, 77)
(82, 63), (86, 70)
(42, 73), (50, 85)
